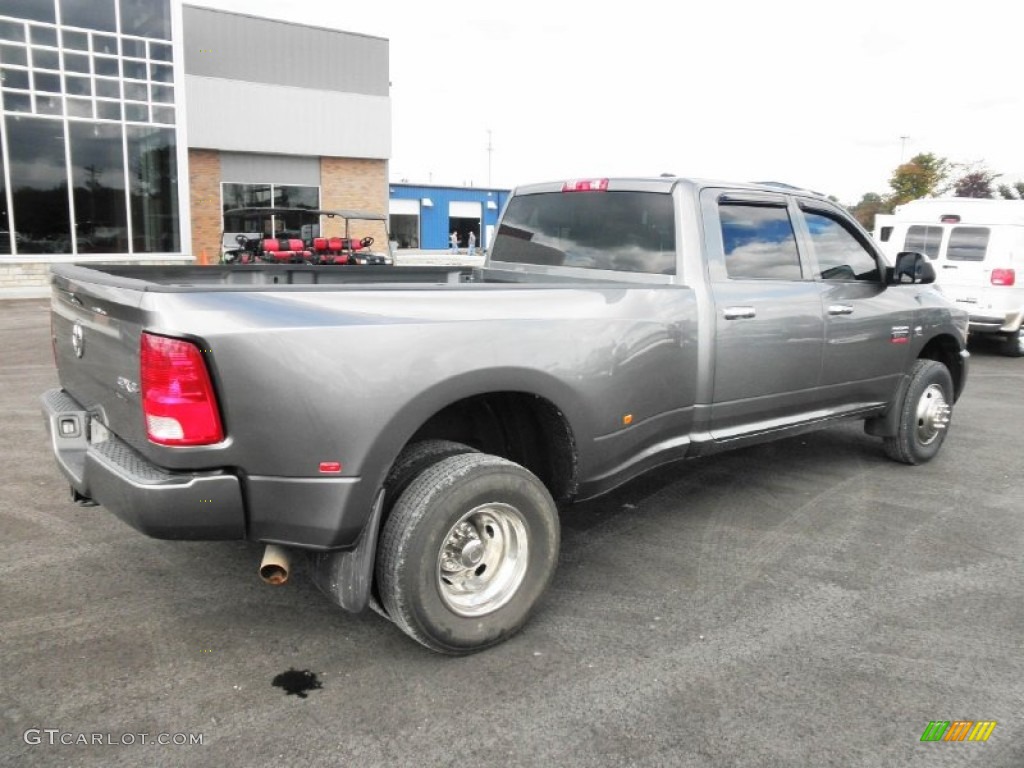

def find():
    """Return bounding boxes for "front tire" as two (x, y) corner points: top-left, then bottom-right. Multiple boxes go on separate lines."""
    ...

(376, 453), (559, 654)
(883, 359), (954, 465)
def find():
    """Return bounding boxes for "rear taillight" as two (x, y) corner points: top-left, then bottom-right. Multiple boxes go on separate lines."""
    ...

(991, 268), (1016, 286)
(561, 178), (609, 192)
(140, 332), (223, 446)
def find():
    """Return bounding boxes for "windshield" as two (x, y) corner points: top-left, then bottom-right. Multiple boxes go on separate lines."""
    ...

(491, 191), (676, 275)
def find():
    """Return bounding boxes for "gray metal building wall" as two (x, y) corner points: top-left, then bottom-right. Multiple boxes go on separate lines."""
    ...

(182, 6), (388, 95)
(182, 5), (390, 160)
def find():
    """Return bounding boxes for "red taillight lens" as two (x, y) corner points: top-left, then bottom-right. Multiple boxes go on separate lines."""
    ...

(140, 333), (223, 445)
(991, 268), (1016, 286)
(561, 178), (609, 192)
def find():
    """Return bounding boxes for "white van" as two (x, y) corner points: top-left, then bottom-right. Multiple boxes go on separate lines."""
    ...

(874, 198), (1024, 356)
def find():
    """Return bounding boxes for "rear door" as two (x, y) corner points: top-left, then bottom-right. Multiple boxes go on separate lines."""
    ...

(933, 224), (991, 308)
(701, 189), (824, 438)
(795, 200), (911, 408)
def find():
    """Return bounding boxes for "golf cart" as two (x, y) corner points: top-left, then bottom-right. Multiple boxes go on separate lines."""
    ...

(221, 207), (393, 266)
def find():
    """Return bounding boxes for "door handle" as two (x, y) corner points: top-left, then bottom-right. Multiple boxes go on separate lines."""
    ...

(827, 304), (854, 316)
(722, 306), (756, 320)
(942, 265), (958, 269)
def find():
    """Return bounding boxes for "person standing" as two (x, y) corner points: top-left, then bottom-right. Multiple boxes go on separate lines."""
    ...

(467, 230), (476, 256)
(450, 230), (459, 254)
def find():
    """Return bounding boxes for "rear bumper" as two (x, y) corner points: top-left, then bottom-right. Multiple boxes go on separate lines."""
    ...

(42, 388), (245, 540)
(41, 388), (370, 548)
(968, 309), (1023, 334)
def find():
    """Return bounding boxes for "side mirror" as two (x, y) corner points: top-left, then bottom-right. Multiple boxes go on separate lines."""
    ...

(888, 251), (936, 285)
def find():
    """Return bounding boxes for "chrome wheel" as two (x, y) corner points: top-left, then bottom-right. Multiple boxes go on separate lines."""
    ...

(915, 383), (951, 446)
(437, 503), (529, 618)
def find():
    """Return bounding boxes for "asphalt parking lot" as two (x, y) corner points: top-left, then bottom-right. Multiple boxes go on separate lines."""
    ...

(1, 297), (1021, 768)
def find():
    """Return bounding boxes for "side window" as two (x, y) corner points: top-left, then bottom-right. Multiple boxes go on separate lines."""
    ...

(878, 226), (892, 242)
(904, 225), (943, 259)
(719, 203), (802, 280)
(947, 227), (990, 261)
(804, 211), (881, 282)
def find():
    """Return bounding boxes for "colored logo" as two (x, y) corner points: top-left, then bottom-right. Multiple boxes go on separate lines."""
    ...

(920, 721), (996, 742)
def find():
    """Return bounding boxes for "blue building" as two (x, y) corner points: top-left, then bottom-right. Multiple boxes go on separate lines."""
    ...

(388, 183), (510, 251)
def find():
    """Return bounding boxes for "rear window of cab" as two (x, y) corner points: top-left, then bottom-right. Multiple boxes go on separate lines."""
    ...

(491, 191), (676, 275)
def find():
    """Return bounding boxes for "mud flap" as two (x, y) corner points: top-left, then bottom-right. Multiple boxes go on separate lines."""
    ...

(307, 490), (384, 613)
(864, 373), (911, 438)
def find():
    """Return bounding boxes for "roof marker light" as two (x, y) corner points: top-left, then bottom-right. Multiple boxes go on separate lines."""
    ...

(562, 178), (609, 192)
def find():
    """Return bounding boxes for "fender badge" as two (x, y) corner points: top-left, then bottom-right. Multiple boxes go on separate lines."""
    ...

(71, 323), (84, 358)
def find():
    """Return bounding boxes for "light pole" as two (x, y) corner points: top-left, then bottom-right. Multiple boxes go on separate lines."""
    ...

(899, 135), (910, 164)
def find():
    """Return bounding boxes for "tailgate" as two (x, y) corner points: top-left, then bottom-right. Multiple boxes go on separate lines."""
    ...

(50, 275), (151, 453)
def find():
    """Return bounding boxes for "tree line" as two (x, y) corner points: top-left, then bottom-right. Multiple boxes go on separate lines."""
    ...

(849, 153), (1024, 231)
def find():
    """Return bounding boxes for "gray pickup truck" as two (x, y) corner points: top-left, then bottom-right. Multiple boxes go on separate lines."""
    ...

(41, 177), (969, 653)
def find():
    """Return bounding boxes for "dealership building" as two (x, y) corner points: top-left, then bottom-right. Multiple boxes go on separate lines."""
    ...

(0, 0), (395, 295)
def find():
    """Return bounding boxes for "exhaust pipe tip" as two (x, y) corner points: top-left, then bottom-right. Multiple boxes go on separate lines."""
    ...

(260, 544), (291, 585)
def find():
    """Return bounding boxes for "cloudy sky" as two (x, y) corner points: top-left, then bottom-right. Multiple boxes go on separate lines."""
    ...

(197, 0), (1020, 203)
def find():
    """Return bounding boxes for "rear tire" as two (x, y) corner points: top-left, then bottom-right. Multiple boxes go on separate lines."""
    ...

(883, 359), (954, 465)
(1001, 325), (1024, 358)
(376, 453), (559, 654)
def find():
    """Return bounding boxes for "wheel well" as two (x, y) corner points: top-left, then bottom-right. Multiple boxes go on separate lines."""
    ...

(405, 392), (578, 502)
(919, 335), (965, 400)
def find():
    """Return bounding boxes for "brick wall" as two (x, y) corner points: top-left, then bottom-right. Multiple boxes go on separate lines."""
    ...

(189, 149), (222, 263)
(320, 157), (388, 244)
(0, 263), (51, 292)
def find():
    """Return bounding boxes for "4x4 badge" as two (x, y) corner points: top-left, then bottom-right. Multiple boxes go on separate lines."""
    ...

(71, 323), (84, 358)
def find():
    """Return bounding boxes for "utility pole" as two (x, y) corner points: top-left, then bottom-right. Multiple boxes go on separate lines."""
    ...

(486, 129), (493, 187)
(899, 135), (910, 164)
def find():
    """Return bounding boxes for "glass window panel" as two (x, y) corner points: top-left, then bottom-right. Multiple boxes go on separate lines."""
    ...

(1, 66), (29, 89)
(222, 184), (272, 235)
(61, 29), (88, 50)
(491, 191), (676, 274)
(59, 0), (115, 32)
(124, 102), (146, 121)
(127, 125), (179, 252)
(0, 134), (8, 253)
(64, 73), (90, 95)
(947, 227), (990, 262)
(151, 105), (173, 124)
(29, 24), (56, 46)
(0, 21), (27, 43)
(66, 96), (91, 117)
(34, 71), (60, 92)
(273, 186), (321, 238)
(68, 121), (128, 253)
(122, 59), (145, 80)
(31, 46), (59, 69)
(804, 211), (881, 281)
(149, 62), (171, 83)
(35, 92), (61, 114)
(149, 41), (171, 62)
(0, 43), (27, 66)
(95, 99), (119, 120)
(3, 91), (31, 111)
(903, 225), (943, 259)
(4, 115), (72, 253)
(93, 55), (117, 76)
(91, 33), (116, 55)
(94, 77), (118, 97)
(119, 0), (170, 40)
(0, 1), (55, 23)
(150, 83), (172, 103)
(719, 204), (803, 280)
(123, 81), (145, 102)
(120, 38), (145, 58)
(63, 51), (89, 72)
